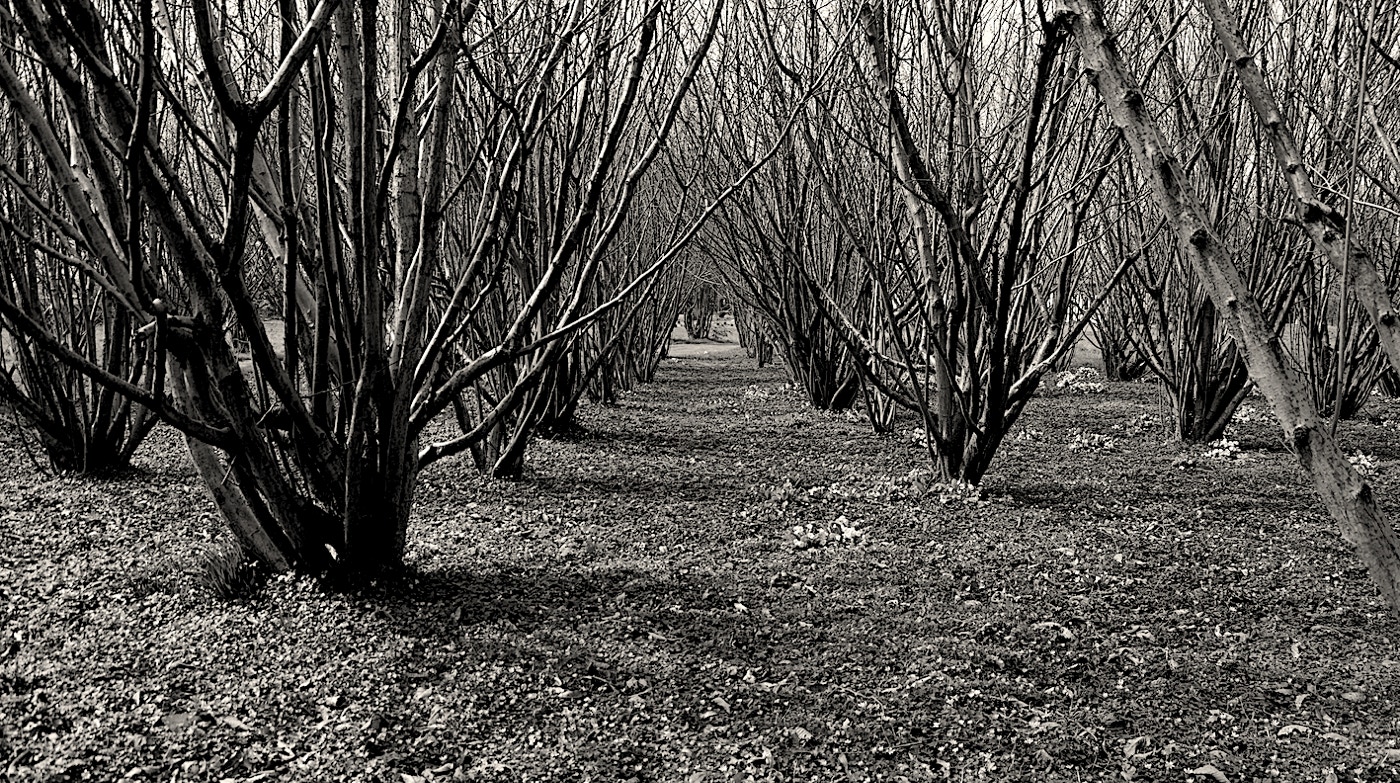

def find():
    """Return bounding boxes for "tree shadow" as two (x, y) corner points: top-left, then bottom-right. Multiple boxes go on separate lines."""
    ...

(525, 472), (750, 503)
(562, 427), (735, 454)
(990, 479), (1083, 509)
(990, 470), (1315, 516)
(361, 563), (743, 645)
(1234, 434), (1292, 453)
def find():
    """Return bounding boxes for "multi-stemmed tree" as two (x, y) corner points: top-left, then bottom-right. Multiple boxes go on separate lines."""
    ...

(697, 10), (870, 414)
(0, 191), (159, 473)
(0, 12), (160, 473)
(751, 1), (1130, 482)
(0, 0), (726, 579)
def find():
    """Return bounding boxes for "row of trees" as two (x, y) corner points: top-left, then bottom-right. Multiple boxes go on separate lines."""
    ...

(0, 0), (745, 578)
(2, 0), (1399, 610)
(704, 0), (1400, 459)
(692, 0), (1400, 608)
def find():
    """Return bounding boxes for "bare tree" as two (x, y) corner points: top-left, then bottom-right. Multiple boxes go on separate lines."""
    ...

(0, 0), (727, 579)
(683, 280), (720, 341)
(683, 4), (874, 413)
(0, 9), (159, 473)
(1090, 156), (1302, 442)
(810, 0), (1129, 482)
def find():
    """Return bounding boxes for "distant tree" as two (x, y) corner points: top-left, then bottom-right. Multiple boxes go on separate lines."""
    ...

(687, 5), (870, 413)
(1089, 159), (1302, 443)
(518, 211), (700, 437)
(732, 302), (774, 367)
(0, 17), (157, 473)
(708, 188), (867, 411)
(683, 281), (720, 341)
(783, 0), (1130, 482)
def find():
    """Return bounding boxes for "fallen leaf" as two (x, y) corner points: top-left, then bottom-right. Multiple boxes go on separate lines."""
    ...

(1189, 764), (1228, 782)
(159, 712), (195, 730)
(220, 716), (254, 731)
(1123, 735), (1149, 758)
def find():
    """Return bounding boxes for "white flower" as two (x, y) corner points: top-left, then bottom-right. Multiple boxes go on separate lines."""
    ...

(1203, 439), (1241, 461)
(1349, 453), (1378, 478)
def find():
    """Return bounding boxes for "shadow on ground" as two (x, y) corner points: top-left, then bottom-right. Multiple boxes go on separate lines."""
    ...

(364, 563), (738, 641)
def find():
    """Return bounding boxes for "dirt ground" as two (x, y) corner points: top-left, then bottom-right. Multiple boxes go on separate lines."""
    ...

(2, 352), (1399, 782)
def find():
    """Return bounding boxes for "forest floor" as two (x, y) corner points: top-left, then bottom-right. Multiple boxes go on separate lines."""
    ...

(3, 345), (1400, 783)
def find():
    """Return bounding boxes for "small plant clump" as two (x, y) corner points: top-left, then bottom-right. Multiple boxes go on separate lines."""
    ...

(790, 515), (865, 549)
(1054, 366), (1107, 394)
(743, 384), (776, 399)
(766, 479), (800, 505)
(763, 469), (987, 506)
(1225, 404), (1267, 438)
(194, 540), (267, 601)
(1232, 404), (1264, 424)
(1350, 452), (1379, 479)
(1067, 431), (1117, 452)
(1203, 439), (1242, 461)
(901, 470), (985, 504)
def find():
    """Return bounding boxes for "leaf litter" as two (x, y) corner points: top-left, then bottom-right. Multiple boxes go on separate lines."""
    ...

(1, 350), (1398, 781)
